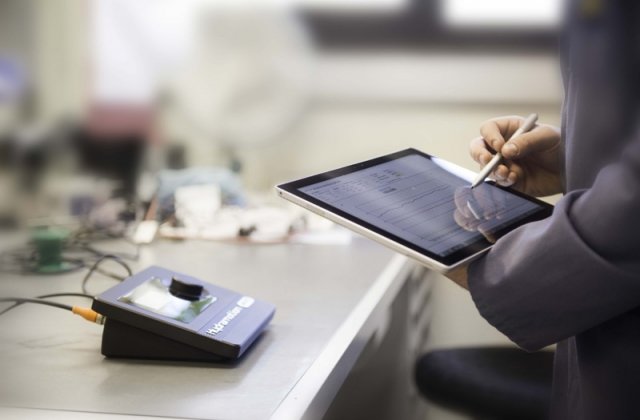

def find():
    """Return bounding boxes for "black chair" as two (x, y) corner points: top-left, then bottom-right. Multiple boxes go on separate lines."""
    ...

(415, 347), (554, 420)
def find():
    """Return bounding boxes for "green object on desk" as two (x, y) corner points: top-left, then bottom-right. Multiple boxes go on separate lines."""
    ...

(32, 227), (71, 274)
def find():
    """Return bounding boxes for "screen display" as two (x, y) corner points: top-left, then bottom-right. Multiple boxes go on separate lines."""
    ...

(298, 154), (543, 257)
(119, 277), (216, 323)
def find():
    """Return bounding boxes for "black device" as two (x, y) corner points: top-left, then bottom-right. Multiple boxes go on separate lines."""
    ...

(92, 266), (275, 362)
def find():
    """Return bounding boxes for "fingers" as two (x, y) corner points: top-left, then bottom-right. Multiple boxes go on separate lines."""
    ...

(505, 163), (524, 188)
(469, 136), (493, 166)
(492, 164), (510, 183)
(490, 163), (521, 187)
(480, 120), (508, 153)
(468, 155), (516, 186)
(473, 117), (530, 186)
(471, 123), (529, 187)
(478, 117), (559, 161)
(470, 136), (515, 185)
(479, 117), (522, 149)
(501, 126), (560, 160)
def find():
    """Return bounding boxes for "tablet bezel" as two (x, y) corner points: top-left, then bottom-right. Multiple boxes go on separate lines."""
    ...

(277, 148), (553, 269)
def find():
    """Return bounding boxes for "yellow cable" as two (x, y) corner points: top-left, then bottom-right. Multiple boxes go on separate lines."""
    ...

(72, 306), (106, 324)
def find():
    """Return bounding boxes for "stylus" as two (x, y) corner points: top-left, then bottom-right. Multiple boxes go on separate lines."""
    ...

(470, 113), (538, 189)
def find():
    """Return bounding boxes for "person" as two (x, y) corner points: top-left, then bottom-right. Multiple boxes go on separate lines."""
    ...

(446, 1), (640, 419)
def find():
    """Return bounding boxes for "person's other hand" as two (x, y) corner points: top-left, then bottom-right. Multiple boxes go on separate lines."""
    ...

(471, 116), (563, 197)
(453, 185), (506, 243)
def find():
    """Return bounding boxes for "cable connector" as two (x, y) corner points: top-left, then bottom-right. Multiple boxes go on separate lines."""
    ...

(72, 306), (106, 324)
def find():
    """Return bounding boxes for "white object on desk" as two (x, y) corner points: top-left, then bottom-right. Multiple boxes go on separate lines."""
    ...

(175, 184), (222, 229)
(131, 220), (159, 244)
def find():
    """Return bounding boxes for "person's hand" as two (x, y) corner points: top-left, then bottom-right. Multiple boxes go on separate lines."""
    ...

(471, 116), (563, 197)
(453, 185), (506, 243)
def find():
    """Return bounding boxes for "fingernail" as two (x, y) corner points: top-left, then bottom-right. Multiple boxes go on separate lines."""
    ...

(504, 143), (519, 157)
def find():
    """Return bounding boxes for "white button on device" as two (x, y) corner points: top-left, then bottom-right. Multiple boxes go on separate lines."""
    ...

(237, 296), (255, 308)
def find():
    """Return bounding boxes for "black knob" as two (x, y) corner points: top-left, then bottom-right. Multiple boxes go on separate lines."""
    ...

(169, 277), (204, 301)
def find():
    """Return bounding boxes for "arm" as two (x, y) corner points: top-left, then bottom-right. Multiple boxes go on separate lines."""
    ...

(468, 137), (640, 351)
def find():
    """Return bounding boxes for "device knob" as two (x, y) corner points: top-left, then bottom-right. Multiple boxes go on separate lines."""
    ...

(169, 277), (204, 301)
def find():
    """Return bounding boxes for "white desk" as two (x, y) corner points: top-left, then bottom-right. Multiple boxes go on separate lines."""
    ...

(0, 237), (432, 420)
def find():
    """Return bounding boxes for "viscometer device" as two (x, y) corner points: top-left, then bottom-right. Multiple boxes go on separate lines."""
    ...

(92, 266), (275, 362)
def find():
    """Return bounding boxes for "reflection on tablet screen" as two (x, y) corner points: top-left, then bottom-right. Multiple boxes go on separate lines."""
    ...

(299, 154), (541, 257)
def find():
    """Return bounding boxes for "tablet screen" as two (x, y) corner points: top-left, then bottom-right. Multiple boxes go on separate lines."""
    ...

(280, 149), (552, 265)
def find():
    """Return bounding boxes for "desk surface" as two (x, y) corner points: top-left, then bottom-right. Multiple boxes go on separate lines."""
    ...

(0, 237), (410, 420)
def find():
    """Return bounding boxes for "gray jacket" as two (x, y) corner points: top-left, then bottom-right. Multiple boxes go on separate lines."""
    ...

(468, 1), (640, 418)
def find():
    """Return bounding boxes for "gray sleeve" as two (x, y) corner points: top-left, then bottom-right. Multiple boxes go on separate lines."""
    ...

(468, 142), (640, 351)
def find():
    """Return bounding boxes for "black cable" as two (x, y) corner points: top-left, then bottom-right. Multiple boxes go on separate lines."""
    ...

(0, 293), (94, 317)
(82, 240), (141, 262)
(37, 293), (94, 300)
(0, 298), (73, 312)
(81, 254), (132, 295)
(93, 266), (128, 281)
(1, 224), (139, 275)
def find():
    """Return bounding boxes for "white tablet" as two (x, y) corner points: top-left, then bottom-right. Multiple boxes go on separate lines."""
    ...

(276, 148), (553, 273)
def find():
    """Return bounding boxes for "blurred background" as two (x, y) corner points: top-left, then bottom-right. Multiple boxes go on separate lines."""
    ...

(0, 1), (563, 418)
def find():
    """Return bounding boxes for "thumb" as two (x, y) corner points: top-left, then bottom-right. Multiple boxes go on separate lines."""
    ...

(501, 128), (557, 159)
